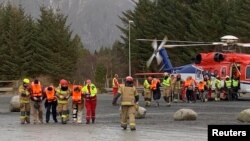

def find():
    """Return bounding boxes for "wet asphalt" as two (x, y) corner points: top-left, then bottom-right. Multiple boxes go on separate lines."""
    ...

(0, 93), (250, 141)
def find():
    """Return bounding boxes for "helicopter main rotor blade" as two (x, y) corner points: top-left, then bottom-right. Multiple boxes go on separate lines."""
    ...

(136, 38), (211, 44)
(237, 43), (250, 47)
(156, 52), (162, 65)
(163, 44), (218, 48)
(158, 36), (168, 50)
(147, 54), (155, 68)
(152, 39), (157, 50)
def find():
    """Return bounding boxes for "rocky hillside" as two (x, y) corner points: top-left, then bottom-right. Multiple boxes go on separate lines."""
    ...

(0, 0), (135, 51)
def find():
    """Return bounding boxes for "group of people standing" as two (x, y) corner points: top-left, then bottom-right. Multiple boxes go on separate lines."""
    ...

(143, 72), (183, 107)
(18, 78), (97, 125)
(142, 72), (240, 106)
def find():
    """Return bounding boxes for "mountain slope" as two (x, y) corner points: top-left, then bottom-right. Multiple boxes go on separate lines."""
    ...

(0, 0), (135, 51)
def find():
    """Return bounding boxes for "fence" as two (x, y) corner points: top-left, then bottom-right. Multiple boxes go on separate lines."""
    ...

(0, 80), (19, 94)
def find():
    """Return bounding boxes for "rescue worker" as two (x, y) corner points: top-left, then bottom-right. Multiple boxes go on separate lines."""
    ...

(30, 79), (43, 124)
(232, 75), (240, 100)
(56, 79), (71, 124)
(215, 75), (222, 101)
(18, 78), (31, 124)
(205, 75), (212, 100)
(82, 79), (98, 124)
(72, 85), (84, 123)
(172, 74), (183, 103)
(184, 76), (196, 103)
(112, 74), (120, 106)
(143, 76), (152, 107)
(43, 85), (58, 123)
(162, 72), (172, 106)
(118, 76), (139, 131)
(224, 76), (232, 101)
(150, 77), (161, 107)
(197, 79), (207, 102)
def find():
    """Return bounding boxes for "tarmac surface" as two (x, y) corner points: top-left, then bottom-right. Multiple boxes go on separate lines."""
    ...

(0, 93), (250, 141)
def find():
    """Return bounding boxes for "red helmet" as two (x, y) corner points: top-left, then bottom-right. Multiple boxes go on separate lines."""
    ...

(86, 79), (91, 84)
(60, 79), (68, 87)
(126, 76), (133, 82)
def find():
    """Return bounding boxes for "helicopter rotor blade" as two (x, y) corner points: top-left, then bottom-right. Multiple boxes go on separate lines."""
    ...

(158, 36), (168, 50)
(163, 44), (219, 48)
(237, 43), (250, 47)
(156, 52), (162, 65)
(146, 54), (155, 68)
(136, 39), (211, 44)
(152, 39), (157, 50)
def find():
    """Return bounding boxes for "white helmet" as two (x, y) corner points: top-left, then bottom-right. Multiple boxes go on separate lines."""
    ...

(163, 72), (169, 76)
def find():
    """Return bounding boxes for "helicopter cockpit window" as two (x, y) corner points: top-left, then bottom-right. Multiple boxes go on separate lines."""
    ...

(221, 67), (226, 77)
(246, 66), (250, 79)
(196, 70), (202, 79)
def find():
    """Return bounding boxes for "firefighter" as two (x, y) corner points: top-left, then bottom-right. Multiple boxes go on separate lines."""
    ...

(112, 74), (120, 106)
(143, 76), (152, 107)
(224, 75), (232, 101)
(162, 72), (172, 106)
(172, 74), (183, 103)
(118, 76), (139, 131)
(82, 79), (98, 124)
(43, 85), (58, 123)
(72, 85), (84, 123)
(215, 75), (222, 101)
(18, 78), (31, 124)
(30, 79), (43, 124)
(150, 77), (161, 107)
(56, 79), (71, 124)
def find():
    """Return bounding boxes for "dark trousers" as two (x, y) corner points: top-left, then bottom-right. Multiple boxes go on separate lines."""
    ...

(186, 89), (193, 102)
(45, 100), (57, 122)
(152, 90), (161, 100)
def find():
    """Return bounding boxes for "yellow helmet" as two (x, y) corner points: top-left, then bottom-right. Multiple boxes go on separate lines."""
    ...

(23, 78), (30, 84)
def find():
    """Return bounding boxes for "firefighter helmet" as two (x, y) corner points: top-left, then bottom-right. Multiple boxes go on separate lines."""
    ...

(23, 78), (30, 84)
(125, 76), (133, 82)
(60, 79), (68, 87)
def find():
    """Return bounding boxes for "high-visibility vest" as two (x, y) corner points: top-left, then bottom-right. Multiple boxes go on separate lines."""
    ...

(232, 79), (239, 87)
(72, 85), (82, 103)
(215, 79), (221, 89)
(143, 80), (151, 90)
(112, 78), (119, 88)
(162, 77), (171, 87)
(31, 82), (42, 97)
(225, 79), (232, 88)
(45, 87), (56, 102)
(82, 84), (97, 97)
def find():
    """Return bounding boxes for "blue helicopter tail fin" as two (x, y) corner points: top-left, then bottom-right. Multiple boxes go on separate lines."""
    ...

(159, 48), (173, 73)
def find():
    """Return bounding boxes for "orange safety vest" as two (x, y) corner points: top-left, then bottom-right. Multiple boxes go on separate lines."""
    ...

(31, 82), (42, 97)
(150, 79), (160, 90)
(45, 87), (56, 102)
(198, 81), (206, 91)
(72, 85), (82, 103)
(184, 79), (193, 87)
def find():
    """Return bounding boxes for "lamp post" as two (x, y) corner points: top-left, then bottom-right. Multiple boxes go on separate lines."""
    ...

(128, 20), (134, 76)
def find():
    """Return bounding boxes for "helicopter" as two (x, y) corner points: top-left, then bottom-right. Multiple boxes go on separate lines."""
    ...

(136, 35), (250, 95)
